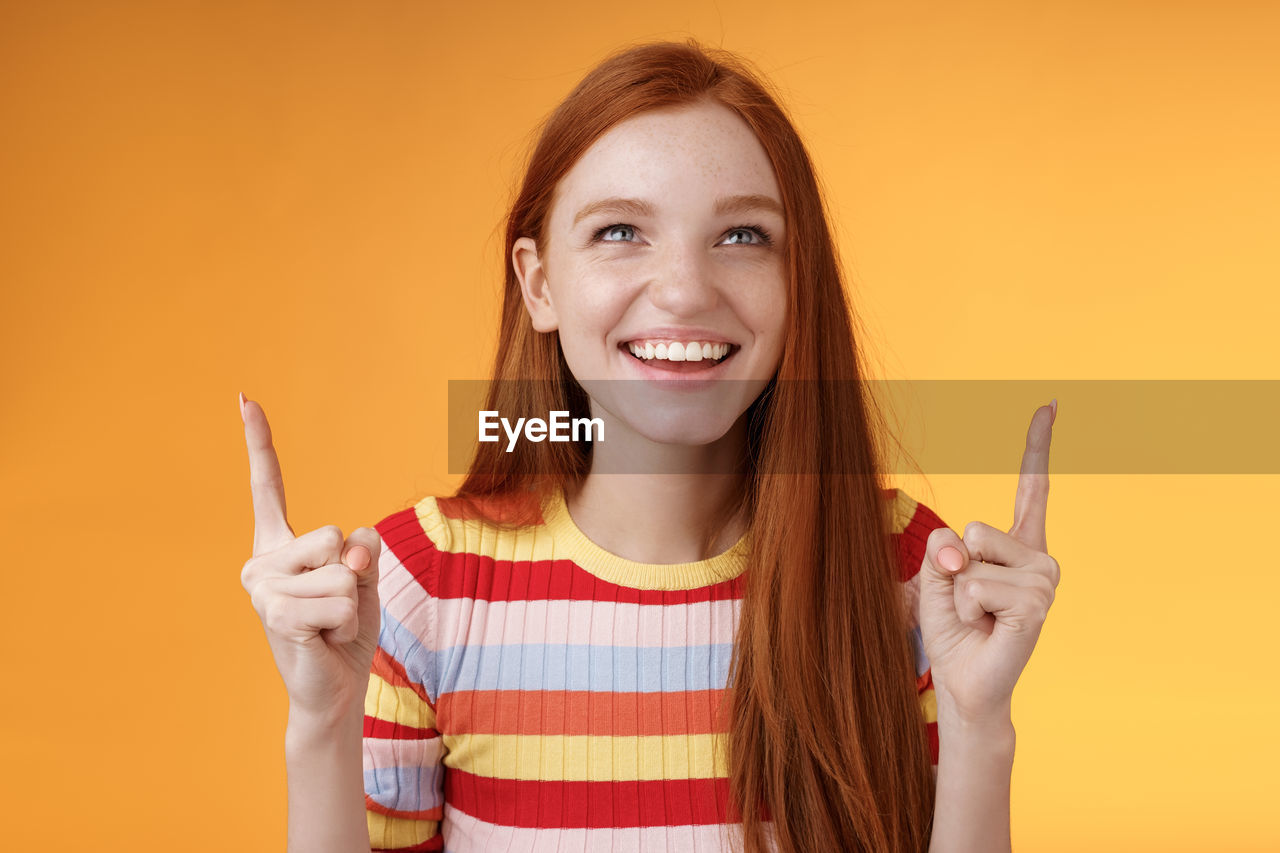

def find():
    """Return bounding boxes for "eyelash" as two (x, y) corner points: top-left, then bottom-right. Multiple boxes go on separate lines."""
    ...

(590, 222), (774, 247)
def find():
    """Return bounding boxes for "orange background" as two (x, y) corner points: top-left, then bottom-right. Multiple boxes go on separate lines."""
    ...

(2, 1), (1277, 849)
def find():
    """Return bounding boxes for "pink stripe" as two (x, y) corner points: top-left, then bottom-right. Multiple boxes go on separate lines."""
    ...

(434, 597), (742, 649)
(363, 733), (446, 774)
(379, 548), (433, 634)
(443, 803), (763, 852)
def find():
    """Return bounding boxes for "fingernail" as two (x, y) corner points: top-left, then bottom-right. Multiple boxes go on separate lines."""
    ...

(239, 391), (247, 423)
(347, 545), (371, 572)
(1049, 397), (1058, 425)
(938, 546), (963, 573)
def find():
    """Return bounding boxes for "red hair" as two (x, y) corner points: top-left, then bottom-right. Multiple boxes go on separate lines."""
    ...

(455, 38), (934, 852)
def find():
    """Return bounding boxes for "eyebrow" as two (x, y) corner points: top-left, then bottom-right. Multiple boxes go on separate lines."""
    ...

(572, 193), (784, 227)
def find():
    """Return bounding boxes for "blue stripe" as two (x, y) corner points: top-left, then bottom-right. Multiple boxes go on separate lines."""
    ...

(911, 624), (930, 678)
(364, 765), (445, 812)
(435, 642), (736, 694)
(377, 607), (440, 704)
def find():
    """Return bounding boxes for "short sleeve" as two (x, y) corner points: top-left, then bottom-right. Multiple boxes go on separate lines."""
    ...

(886, 488), (950, 768)
(363, 505), (447, 852)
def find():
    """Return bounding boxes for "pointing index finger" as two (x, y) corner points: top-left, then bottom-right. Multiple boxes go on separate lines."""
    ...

(243, 395), (294, 555)
(1011, 400), (1054, 553)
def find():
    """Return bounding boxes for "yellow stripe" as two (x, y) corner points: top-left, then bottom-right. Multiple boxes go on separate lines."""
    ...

(421, 492), (922, 557)
(887, 488), (920, 535)
(366, 810), (439, 848)
(919, 685), (937, 724)
(364, 672), (437, 730)
(415, 495), (550, 561)
(440, 731), (728, 781)
(416, 494), (749, 590)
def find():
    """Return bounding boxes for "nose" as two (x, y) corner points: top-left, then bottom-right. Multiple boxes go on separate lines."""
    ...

(645, 242), (720, 316)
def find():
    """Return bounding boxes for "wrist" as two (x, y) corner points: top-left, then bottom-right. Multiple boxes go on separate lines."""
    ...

(935, 692), (1016, 745)
(286, 703), (365, 752)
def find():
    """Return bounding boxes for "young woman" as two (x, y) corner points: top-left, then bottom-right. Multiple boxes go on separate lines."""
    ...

(240, 39), (1060, 853)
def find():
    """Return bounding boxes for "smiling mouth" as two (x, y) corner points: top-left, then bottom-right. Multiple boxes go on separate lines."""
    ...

(619, 340), (738, 372)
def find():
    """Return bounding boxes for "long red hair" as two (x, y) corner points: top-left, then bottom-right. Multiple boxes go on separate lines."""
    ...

(454, 38), (934, 853)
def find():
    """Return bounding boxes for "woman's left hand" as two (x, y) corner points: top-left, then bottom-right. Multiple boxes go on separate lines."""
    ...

(918, 401), (1061, 726)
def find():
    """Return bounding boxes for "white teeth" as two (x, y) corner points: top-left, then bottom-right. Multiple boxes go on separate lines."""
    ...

(624, 340), (734, 363)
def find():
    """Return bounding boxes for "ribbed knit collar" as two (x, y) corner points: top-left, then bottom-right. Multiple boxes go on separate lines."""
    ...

(542, 485), (749, 590)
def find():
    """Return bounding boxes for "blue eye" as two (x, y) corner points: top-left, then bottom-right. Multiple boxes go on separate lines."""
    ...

(725, 225), (773, 245)
(595, 224), (636, 242)
(589, 223), (774, 246)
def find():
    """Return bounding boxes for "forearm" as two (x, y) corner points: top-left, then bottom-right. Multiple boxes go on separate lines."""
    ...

(284, 706), (372, 853)
(926, 699), (1016, 853)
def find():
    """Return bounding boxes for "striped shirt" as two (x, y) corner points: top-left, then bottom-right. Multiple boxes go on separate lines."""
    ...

(363, 486), (946, 852)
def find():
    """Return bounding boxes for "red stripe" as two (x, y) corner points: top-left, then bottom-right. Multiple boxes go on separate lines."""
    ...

(434, 552), (745, 604)
(371, 646), (434, 703)
(386, 532), (927, 603)
(376, 492), (926, 601)
(364, 794), (443, 822)
(363, 715), (439, 740)
(444, 769), (741, 828)
(916, 667), (933, 695)
(895, 497), (948, 583)
(375, 509), (441, 601)
(437, 688), (728, 737)
(917, 668), (940, 766)
(375, 506), (430, 554)
(374, 502), (745, 604)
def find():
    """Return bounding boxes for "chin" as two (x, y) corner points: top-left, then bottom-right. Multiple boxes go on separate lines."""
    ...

(596, 402), (748, 472)
(631, 412), (738, 447)
(577, 377), (765, 470)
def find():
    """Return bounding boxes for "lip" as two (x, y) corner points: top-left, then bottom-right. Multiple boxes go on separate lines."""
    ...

(618, 326), (737, 347)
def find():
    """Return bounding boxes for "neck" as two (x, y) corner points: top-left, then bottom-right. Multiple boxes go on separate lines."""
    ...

(565, 414), (750, 565)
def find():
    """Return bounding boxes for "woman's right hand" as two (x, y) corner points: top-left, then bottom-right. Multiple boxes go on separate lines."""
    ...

(238, 393), (383, 727)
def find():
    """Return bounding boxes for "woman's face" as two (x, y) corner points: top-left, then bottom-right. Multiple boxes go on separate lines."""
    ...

(513, 98), (788, 452)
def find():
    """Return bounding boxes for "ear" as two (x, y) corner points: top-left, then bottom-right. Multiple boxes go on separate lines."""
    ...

(512, 236), (559, 333)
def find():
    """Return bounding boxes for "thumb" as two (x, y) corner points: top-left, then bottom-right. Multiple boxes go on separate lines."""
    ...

(342, 527), (382, 589)
(918, 526), (971, 652)
(922, 525), (970, 591)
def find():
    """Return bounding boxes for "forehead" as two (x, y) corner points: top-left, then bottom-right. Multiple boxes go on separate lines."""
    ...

(552, 100), (781, 216)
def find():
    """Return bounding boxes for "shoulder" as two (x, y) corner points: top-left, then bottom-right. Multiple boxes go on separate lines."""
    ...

(880, 487), (951, 584)
(370, 490), (550, 595)
(881, 488), (952, 642)
(372, 489), (544, 549)
(370, 495), (447, 570)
